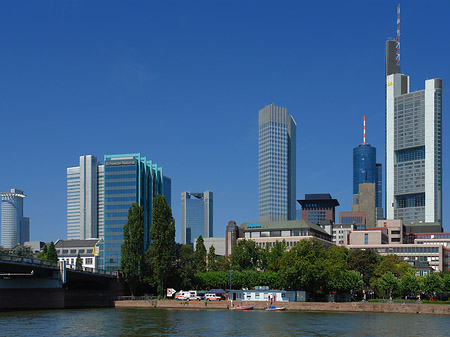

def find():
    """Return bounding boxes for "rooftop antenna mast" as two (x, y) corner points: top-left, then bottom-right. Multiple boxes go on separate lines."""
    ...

(396, 4), (400, 66)
(363, 115), (366, 145)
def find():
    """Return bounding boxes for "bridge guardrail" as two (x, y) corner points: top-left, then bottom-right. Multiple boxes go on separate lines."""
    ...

(116, 295), (158, 301)
(0, 254), (114, 277)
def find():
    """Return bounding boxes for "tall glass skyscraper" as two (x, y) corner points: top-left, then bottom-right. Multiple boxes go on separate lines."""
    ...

(258, 104), (296, 222)
(181, 191), (213, 245)
(102, 153), (171, 271)
(385, 40), (442, 224)
(67, 155), (104, 240)
(353, 144), (383, 220)
(1, 189), (30, 249)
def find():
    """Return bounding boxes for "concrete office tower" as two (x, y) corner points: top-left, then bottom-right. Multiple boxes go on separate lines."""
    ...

(352, 183), (376, 229)
(1, 189), (30, 249)
(386, 74), (443, 224)
(67, 155), (104, 240)
(181, 191), (213, 245)
(259, 104), (296, 222)
(102, 153), (171, 271)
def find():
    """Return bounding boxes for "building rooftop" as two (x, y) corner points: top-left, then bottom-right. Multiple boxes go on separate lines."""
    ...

(55, 239), (100, 248)
(239, 220), (330, 236)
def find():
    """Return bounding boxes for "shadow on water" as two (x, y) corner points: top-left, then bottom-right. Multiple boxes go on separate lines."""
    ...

(1, 308), (450, 336)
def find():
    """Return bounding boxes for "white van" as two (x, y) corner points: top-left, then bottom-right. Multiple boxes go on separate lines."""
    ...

(175, 290), (201, 301)
(205, 293), (221, 301)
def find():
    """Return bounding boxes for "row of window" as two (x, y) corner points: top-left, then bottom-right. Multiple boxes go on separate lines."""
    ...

(105, 197), (136, 202)
(105, 181), (136, 187)
(105, 204), (132, 210)
(105, 166), (136, 172)
(105, 174), (136, 180)
(396, 194), (425, 208)
(105, 189), (136, 195)
(57, 248), (93, 255)
(105, 212), (129, 218)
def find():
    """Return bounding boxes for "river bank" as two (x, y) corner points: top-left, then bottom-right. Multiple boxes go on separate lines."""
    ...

(114, 299), (450, 315)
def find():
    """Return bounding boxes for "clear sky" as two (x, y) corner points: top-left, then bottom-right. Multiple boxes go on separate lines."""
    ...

(0, 1), (449, 243)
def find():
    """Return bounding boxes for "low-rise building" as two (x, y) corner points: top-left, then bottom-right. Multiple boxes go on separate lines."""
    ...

(194, 237), (225, 256)
(237, 220), (332, 249)
(55, 239), (101, 270)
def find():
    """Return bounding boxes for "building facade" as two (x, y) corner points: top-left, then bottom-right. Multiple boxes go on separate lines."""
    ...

(55, 239), (102, 270)
(181, 191), (213, 245)
(102, 153), (171, 271)
(258, 104), (296, 222)
(297, 194), (339, 223)
(385, 42), (442, 225)
(353, 144), (383, 220)
(225, 220), (238, 257)
(67, 155), (104, 240)
(1, 189), (30, 249)
(238, 220), (332, 249)
(352, 183), (376, 229)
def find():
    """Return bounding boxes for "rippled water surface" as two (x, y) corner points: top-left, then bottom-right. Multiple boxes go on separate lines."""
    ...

(1, 307), (450, 336)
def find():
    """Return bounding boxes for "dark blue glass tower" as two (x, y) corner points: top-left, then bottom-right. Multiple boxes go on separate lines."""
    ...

(353, 144), (376, 194)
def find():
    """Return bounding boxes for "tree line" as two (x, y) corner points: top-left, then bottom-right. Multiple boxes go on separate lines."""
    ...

(122, 197), (450, 300)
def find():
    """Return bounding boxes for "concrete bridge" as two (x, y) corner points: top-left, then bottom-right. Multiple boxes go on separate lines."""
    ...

(0, 255), (123, 310)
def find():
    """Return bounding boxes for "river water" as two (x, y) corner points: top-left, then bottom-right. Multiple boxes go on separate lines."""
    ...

(1, 307), (449, 336)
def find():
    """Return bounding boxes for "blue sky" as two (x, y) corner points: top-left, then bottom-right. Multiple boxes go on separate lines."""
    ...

(0, 1), (449, 243)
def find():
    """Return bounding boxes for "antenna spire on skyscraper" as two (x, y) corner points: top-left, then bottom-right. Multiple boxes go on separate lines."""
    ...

(396, 4), (400, 66)
(363, 115), (366, 144)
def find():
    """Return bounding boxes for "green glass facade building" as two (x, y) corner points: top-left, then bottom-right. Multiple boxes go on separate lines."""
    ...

(102, 153), (171, 271)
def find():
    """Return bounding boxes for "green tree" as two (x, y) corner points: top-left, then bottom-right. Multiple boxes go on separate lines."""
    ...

(14, 245), (33, 258)
(194, 235), (207, 273)
(348, 249), (381, 287)
(216, 256), (230, 272)
(374, 254), (412, 278)
(121, 203), (145, 295)
(399, 273), (421, 298)
(37, 244), (48, 260)
(0, 246), (10, 256)
(230, 239), (262, 271)
(207, 245), (218, 272)
(422, 273), (442, 298)
(46, 241), (58, 262)
(378, 272), (399, 299)
(442, 273), (450, 293)
(148, 195), (176, 296)
(261, 240), (287, 272)
(279, 239), (327, 297)
(175, 244), (195, 290)
(76, 252), (83, 270)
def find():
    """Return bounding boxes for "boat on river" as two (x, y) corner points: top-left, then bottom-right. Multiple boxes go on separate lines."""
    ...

(264, 306), (286, 311)
(228, 305), (253, 310)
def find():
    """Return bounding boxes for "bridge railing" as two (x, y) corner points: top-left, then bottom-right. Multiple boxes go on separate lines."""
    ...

(0, 254), (58, 268)
(116, 295), (158, 301)
(63, 263), (115, 277)
(0, 254), (115, 277)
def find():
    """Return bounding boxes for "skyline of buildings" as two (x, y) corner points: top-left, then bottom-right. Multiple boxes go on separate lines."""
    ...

(1, 189), (30, 249)
(258, 104), (296, 222)
(181, 191), (213, 245)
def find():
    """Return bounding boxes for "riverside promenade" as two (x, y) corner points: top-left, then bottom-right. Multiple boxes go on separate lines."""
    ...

(115, 299), (450, 315)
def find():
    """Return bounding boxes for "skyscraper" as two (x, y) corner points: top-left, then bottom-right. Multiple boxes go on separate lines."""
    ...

(1, 189), (30, 249)
(181, 191), (213, 245)
(258, 103), (296, 222)
(67, 155), (104, 240)
(353, 141), (383, 221)
(102, 153), (171, 271)
(385, 45), (442, 224)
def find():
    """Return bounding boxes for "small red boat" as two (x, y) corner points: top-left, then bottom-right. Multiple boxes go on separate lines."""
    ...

(228, 306), (253, 310)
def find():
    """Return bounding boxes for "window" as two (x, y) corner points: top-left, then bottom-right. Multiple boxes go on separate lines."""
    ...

(70, 249), (76, 254)
(85, 258), (93, 264)
(364, 234), (368, 245)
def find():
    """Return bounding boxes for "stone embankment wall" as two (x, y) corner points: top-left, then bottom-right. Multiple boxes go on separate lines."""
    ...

(114, 300), (450, 315)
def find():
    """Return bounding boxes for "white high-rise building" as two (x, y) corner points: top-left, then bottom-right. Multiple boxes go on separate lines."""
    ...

(67, 155), (104, 239)
(1, 189), (30, 249)
(258, 104), (296, 222)
(385, 73), (442, 224)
